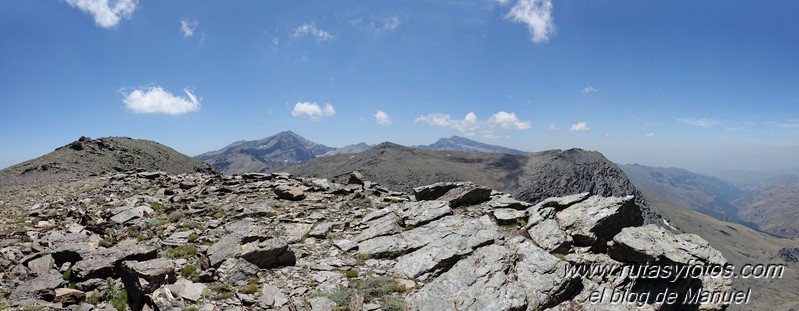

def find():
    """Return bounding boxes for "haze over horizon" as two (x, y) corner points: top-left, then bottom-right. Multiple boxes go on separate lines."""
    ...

(1, 1), (797, 174)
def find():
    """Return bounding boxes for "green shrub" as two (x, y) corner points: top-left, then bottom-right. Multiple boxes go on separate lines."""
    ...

(180, 264), (199, 280)
(344, 269), (359, 278)
(105, 279), (128, 311)
(166, 245), (197, 260)
(187, 233), (200, 242)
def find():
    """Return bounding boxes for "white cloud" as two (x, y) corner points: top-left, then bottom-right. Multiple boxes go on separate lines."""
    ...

(678, 118), (720, 127)
(415, 112), (480, 135)
(646, 132), (656, 137)
(65, 0), (137, 28)
(495, 0), (512, 6)
(504, 0), (555, 43)
(292, 24), (333, 41)
(487, 111), (531, 129)
(416, 111), (531, 135)
(181, 19), (198, 37)
(548, 124), (558, 131)
(581, 85), (599, 93)
(123, 86), (200, 115)
(291, 102), (335, 120)
(570, 122), (590, 132)
(351, 16), (402, 34)
(374, 110), (392, 125)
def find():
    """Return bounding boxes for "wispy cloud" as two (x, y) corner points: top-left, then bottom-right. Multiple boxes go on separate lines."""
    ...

(581, 85), (599, 93)
(181, 19), (198, 37)
(548, 124), (558, 131)
(352, 16), (402, 33)
(292, 23), (332, 41)
(678, 118), (720, 127)
(65, 0), (137, 28)
(646, 132), (655, 137)
(504, 0), (555, 44)
(123, 86), (200, 115)
(487, 111), (531, 129)
(570, 122), (590, 132)
(374, 110), (392, 125)
(776, 119), (799, 129)
(291, 102), (335, 120)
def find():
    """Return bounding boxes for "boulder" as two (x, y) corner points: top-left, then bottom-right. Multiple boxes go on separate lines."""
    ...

(121, 258), (177, 311)
(72, 240), (157, 280)
(274, 185), (306, 201)
(239, 238), (296, 269)
(398, 200), (452, 227)
(9, 270), (62, 301)
(218, 257), (259, 286)
(557, 195), (643, 250)
(527, 218), (572, 253)
(258, 284), (289, 309)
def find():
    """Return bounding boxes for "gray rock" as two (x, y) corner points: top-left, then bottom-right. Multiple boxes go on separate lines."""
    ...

(609, 224), (726, 265)
(148, 286), (184, 311)
(109, 205), (151, 224)
(352, 213), (401, 243)
(258, 284), (289, 308)
(166, 279), (206, 302)
(333, 239), (357, 252)
(309, 296), (337, 311)
(274, 185), (306, 201)
(27, 254), (55, 276)
(438, 183), (492, 207)
(121, 258), (177, 311)
(207, 234), (243, 268)
(348, 171), (365, 185)
(398, 200), (452, 227)
(72, 240), (157, 280)
(409, 245), (527, 311)
(557, 195), (643, 249)
(390, 216), (501, 278)
(239, 238), (296, 269)
(527, 218), (572, 253)
(308, 222), (335, 238)
(487, 195), (531, 210)
(508, 238), (580, 309)
(9, 270), (62, 301)
(536, 192), (591, 210)
(492, 208), (527, 225)
(54, 288), (86, 305)
(218, 258), (260, 286)
(412, 182), (460, 201)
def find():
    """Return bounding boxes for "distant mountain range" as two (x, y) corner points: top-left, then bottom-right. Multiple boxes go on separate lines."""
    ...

(619, 164), (746, 223)
(195, 132), (527, 175)
(287, 142), (655, 221)
(0, 136), (214, 187)
(620, 163), (799, 238)
(414, 136), (526, 154)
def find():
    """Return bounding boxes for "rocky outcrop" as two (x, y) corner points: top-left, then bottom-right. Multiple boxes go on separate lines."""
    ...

(0, 170), (729, 311)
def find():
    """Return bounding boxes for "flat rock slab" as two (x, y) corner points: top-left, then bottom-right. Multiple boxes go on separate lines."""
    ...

(398, 200), (452, 227)
(72, 240), (157, 280)
(10, 271), (63, 301)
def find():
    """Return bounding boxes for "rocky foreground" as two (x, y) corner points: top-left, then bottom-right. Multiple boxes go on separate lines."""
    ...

(1, 171), (731, 310)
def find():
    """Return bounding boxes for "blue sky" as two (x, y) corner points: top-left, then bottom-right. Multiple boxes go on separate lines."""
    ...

(1, 0), (798, 173)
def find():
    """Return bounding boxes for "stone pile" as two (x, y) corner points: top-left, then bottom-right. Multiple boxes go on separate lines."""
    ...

(0, 170), (731, 310)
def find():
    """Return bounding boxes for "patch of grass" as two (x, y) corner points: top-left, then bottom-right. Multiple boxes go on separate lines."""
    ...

(344, 269), (359, 278)
(167, 211), (184, 223)
(207, 283), (236, 300)
(402, 225), (415, 231)
(382, 297), (408, 311)
(62, 269), (72, 281)
(86, 294), (100, 305)
(105, 279), (128, 311)
(98, 236), (117, 248)
(264, 211), (278, 218)
(357, 276), (395, 302)
(22, 235), (33, 243)
(182, 307), (199, 311)
(187, 233), (200, 242)
(238, 276), (259, 294)
(150, 202), (166, 215)
(312, 288), (354, 307)
(166, 245), (197, 260)
(148, 218), (169, 228)
(180, 264), (199, 281)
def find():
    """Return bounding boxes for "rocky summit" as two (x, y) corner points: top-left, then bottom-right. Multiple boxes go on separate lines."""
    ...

(0, 170), (731, 311)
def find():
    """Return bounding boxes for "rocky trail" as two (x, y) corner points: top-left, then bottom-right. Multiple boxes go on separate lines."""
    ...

(1, 170), (731, 310)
